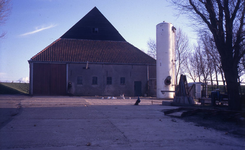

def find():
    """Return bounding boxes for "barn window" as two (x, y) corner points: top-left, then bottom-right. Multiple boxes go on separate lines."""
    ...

(107, 77), (112, 85)
(77, 76), (83, 85)
(92, 76), (98, 85)
(120, 77), (125, 85)
(93, 27), (99, 33)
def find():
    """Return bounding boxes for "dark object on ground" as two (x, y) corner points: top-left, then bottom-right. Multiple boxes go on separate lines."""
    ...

(134, 97), (141, 105)
(86, 142), (91, 146)
(211, 90), (228, 106)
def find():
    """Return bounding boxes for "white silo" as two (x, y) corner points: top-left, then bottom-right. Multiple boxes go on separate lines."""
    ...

(156, 21), (176, 98)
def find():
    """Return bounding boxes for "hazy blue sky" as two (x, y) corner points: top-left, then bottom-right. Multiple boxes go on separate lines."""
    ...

(0, 0), (197, 82)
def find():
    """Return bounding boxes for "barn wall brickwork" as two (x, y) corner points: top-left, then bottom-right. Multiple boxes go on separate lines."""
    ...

(67, 63), (156, 96)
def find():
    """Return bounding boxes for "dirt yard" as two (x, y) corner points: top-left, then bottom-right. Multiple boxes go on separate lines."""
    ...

(0, 95), (245, 150)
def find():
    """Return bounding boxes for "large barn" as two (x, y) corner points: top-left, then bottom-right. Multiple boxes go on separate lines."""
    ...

(29, 7), (156, 96)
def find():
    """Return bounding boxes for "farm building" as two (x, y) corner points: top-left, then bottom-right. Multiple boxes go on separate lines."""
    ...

(28, 7), (156, 96)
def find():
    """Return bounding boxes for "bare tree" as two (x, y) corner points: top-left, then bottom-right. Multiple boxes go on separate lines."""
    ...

(175, 28), (189, 84)
(170, 0), (245, 110)
(201, 32), (219, 89)
(195, 45), (209, 84)
(184, 51), (198, 82)
(184, 43), (211, 98)
(201, 32), (227, 92)
(0, 0), (11, 38)
(201, 32), (230, 93)
(147, 39), (157, 59)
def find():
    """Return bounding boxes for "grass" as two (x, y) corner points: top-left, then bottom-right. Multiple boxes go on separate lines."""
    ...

(0, 82), (29, 95)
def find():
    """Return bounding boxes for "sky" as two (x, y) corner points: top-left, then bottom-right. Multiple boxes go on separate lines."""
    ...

(0, 0), (198, 83)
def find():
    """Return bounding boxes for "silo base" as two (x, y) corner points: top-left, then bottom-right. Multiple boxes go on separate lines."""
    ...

(157, 89), (175, 99)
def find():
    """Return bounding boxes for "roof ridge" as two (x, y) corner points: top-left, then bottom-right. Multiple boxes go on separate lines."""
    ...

(60, 38), (127, 43)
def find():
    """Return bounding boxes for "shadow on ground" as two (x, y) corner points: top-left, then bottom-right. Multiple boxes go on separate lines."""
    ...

(163, 107), (245, 137)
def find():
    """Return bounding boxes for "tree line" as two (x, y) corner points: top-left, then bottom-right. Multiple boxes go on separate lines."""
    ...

(148, 0), (244, 110)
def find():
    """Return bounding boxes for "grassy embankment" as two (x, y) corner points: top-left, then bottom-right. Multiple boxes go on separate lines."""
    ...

(0, 82), (29, 95)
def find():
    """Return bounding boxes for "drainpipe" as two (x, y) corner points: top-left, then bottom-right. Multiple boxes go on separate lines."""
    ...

(146, 65), (150, 96)
(147, 65), (149, 81)
(66, 64), (69, 93)
(28, 60), (33, 95)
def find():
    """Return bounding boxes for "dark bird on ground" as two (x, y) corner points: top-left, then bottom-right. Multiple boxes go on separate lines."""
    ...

(134, 96), (141, 105)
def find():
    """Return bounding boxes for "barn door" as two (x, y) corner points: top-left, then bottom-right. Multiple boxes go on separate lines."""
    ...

(33, 63), (66, 95)
(50, 64), (66, 95)
(134, 81), (142, 96)
(33, 63), (50, 95)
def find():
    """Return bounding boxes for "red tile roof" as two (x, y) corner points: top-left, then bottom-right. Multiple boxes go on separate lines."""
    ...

(31, 38), (156, 65)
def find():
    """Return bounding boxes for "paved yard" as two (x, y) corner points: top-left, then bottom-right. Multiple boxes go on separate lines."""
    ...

(0, 95), (244, 150)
